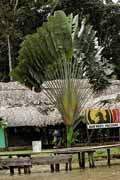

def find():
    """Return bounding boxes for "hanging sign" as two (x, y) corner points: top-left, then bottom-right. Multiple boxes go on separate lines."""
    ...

(85, 109), (120, 129)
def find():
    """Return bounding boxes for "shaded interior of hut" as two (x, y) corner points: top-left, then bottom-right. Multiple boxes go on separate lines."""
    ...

(5, 122), (120, 149)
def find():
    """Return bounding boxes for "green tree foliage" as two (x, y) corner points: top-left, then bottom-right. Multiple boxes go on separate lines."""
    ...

(59, 0), (120, 79)
(12, 11), (110, 91)
(0, 0), (119, 82)
(0, 0), (57, 81)
(0, 1), (15, 81)
(12, 11), (73, 89)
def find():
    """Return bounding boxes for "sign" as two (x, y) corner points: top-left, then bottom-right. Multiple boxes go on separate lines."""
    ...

(87, 123), (120, 129)
(85, 109), (120, 129)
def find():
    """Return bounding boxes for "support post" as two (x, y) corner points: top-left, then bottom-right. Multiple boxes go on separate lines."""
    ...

(50, 164), (54, 173)
(88, 151), (95, 168)
(107, 149), (111, 167)
(119, 128), (120, 141)
(69, 160), (72, 171)
(55, 163), (60, 172)
(65, 162), (68, 171)
(24, 166), (27, 174)
(18, 167), (21, 174)
(81, 152), (85, 169)
(78, 152), (82, 168)
(10, 167), (14, 175)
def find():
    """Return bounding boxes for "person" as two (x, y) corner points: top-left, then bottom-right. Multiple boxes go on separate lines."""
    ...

(53, 129), (62, 147)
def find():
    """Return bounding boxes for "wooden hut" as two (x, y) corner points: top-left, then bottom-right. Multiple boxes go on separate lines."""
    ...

(0, 82), (63, 149)
(0, 80), (120, 148)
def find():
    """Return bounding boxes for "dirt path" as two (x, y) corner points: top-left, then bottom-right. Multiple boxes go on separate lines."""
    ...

(0, 163), (119, 180)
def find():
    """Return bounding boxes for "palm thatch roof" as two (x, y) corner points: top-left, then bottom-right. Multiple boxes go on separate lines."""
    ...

(0, 82), (62, 127)
(85, 93), (120, 110)
(0, 80), (120, 127)
(0, 106), (62, 127)
(85, 80), (120, 110)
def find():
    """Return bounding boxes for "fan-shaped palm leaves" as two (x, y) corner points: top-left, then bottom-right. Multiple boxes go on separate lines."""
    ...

(12, 10), (110, 146)
(42, 61), (92, 146)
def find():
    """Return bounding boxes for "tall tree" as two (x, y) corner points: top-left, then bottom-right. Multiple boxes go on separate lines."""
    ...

(12, 11), (111, 146)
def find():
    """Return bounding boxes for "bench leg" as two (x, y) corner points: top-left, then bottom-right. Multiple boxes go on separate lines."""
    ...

(88, 152), (95, 168)
(55, 164), (60, 172)
(69, 160), (72, 171)
(65, 163), (68, 171)
(50, 164), (54, 173)
(10, 167), (14, 176)
(25, 166), (31, 174)
(27, 166), (31, 174)
(81, 152), (85, 169)
(78, 152), (82, 168)
(18, 167), (21, 174)
(107, 149), (111, 167)
(24, 166), (27, 174)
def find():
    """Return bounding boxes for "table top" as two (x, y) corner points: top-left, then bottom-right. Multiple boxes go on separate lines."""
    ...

(0, 143), (120, 157)
(54, 143), (120, 154)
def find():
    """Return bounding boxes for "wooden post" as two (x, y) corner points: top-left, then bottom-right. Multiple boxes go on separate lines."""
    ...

(119, 128), (120, 141)
(81, 152), (85, 169)
(24, 166), (27, 174)
(4, 129), (8, 148)
(69, 160), (72, 171)
(78, 152), (82, 168)
(18, 167), (21, 174)
(50, 164), (54, 172)
(47, 127), (50, 147)
(65, 162), (68, 171)
(27, 166), (31, 174)
(55, 163), (60, 172)
(10, 167), (14, 175)
(88, 151), (95, 168)
(107, 149), (111, 167)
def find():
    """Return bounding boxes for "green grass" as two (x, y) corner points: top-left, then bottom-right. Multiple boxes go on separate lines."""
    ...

(0, 148), (119, 160)
(72, 148), (120, 162)
(0, 149), (53, 158)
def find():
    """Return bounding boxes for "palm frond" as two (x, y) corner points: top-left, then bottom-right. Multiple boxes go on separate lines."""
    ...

(42, 61), (93, 126)
(12, 11), (73, 88)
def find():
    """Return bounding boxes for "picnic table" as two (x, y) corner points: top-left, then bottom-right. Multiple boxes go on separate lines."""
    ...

(54, 143), (120, 168)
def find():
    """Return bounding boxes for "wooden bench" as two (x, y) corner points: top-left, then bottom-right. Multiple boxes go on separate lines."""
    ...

(32, 154), (72, 172)
(0, 157), (31, 175)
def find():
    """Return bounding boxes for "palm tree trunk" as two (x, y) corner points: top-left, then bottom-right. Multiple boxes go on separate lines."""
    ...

(66, 125), (74, 147)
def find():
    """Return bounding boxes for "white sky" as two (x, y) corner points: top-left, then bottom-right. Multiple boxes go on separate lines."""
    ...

(112, 0), (118, 3)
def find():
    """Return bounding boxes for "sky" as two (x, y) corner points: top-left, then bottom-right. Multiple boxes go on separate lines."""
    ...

(112, 0), (118, 3)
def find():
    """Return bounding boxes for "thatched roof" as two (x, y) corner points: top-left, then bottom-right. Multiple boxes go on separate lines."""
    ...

(85, 80), (120, 110)
(85, 93), (120, 110)
(94, 80), (120, 98)
(0, 80), (120, 127)
(0, 82), (62, 127)
(0, 106), (62, 127)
